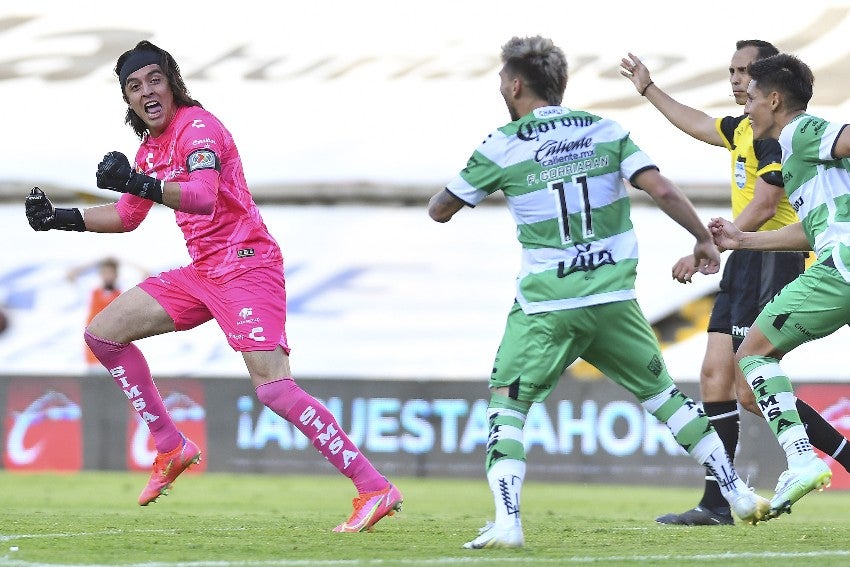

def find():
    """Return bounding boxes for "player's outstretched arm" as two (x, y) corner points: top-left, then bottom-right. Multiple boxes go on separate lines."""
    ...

(709, 218), (810, 252)
(25, 187), (85, 232)
(620, 52), (723, 147)
(25, 187), (133, 234)
(82, 202), (131, 233)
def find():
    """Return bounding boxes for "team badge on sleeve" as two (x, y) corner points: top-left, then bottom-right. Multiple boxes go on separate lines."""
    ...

(187, 149), (220, 172)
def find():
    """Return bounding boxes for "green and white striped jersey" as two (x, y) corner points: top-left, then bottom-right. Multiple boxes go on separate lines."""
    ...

(446, 106), (658, 314)
(779, 113), (850, 279)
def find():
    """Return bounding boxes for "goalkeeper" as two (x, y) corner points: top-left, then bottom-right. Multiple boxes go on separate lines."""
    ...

(24, 40), (402, 533)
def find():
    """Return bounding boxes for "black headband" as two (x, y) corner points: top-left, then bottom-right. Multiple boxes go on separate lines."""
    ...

(118, 49), (162, 87)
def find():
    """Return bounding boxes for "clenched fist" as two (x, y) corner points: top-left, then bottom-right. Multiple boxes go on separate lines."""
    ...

(96, 151), (163, 203)
(25, 187), (85, 232)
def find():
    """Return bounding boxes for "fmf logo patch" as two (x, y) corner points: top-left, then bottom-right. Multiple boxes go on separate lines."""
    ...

(187, 149), (219, 172)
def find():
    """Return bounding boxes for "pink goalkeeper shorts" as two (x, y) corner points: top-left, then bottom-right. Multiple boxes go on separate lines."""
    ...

(139, 264), (290, 353)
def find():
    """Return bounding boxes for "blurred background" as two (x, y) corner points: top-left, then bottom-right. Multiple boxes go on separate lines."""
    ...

(2, 0), (850, 488)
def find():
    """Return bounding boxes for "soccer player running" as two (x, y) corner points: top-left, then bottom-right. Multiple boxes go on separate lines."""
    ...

(621, 41), (850, 525)
(24, 41), (402, 532)
(709, 53), (839, 519)
(428, 35), (770, 550)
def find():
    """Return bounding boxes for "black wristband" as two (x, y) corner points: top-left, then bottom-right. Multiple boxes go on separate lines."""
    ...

(640, 81), (655, 96)
(127, 173), (164, 204)
(54, 208), (86, 231)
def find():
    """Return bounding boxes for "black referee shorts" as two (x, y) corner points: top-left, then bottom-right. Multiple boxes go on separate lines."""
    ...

(707, 249), (807, 351)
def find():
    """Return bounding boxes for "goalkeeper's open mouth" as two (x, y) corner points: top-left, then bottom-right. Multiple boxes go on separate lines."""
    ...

(144, 100), (163, 119)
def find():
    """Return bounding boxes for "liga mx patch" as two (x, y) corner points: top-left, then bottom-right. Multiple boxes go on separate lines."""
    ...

(187, 149), (220, 172)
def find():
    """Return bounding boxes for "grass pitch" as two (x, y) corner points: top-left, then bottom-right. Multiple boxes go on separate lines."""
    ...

(1, 472), (849, 566)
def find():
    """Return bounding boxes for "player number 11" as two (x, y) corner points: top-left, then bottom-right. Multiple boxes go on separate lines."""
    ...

(549, 175), (593, 244)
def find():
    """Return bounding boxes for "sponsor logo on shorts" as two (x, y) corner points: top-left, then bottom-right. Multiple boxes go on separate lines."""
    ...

(646, 354), (663, 377)
(732, 325), (749, 338)
(794, 322), (815, 339)
(237, 248), (255, 258)
(237, 307), (261, 326)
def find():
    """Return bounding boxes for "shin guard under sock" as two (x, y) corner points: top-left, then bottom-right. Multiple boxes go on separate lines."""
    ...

(255, 378), (385, 493)
(84, 330), (182, 453)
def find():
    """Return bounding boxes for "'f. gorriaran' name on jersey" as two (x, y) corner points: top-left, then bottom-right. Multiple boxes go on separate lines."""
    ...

(446, 106), (659, 314)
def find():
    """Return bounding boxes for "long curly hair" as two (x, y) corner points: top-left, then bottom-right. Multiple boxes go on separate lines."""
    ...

(115, 40), (202, 139)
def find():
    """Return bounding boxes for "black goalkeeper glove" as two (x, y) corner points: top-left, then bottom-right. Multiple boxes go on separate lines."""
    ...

(25, 187), (85, 232)
(96, 151), (163, 203)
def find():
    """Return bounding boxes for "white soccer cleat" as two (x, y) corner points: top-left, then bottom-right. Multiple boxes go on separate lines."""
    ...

(463, 521), (524, 549)
(729, 488), (771, 525)
(766, 456), (832, 519)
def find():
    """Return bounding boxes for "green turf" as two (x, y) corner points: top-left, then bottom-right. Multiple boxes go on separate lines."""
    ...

(1, 472), (849, 566)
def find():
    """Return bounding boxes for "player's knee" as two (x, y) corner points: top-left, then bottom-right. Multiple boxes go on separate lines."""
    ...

(737, 385), (759, 415)
(698, 370), (736, 401)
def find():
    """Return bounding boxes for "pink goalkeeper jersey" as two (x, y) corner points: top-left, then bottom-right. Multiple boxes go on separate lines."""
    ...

(117, 105), (282, 280)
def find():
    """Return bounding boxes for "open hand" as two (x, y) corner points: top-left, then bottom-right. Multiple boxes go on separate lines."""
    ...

(620, 52), (653, 95)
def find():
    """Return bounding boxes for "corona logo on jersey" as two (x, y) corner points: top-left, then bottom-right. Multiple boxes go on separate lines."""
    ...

(126, 379), (208, 473)
(3, 379), (82, 471)
(796, 385), (850, 489)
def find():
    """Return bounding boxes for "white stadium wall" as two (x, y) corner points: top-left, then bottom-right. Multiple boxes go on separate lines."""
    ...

(3, 2), (850, 195)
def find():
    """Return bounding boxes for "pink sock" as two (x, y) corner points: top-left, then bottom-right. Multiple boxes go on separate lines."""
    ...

(255, 378), (387, 494)
(84, 330), (182, 454)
